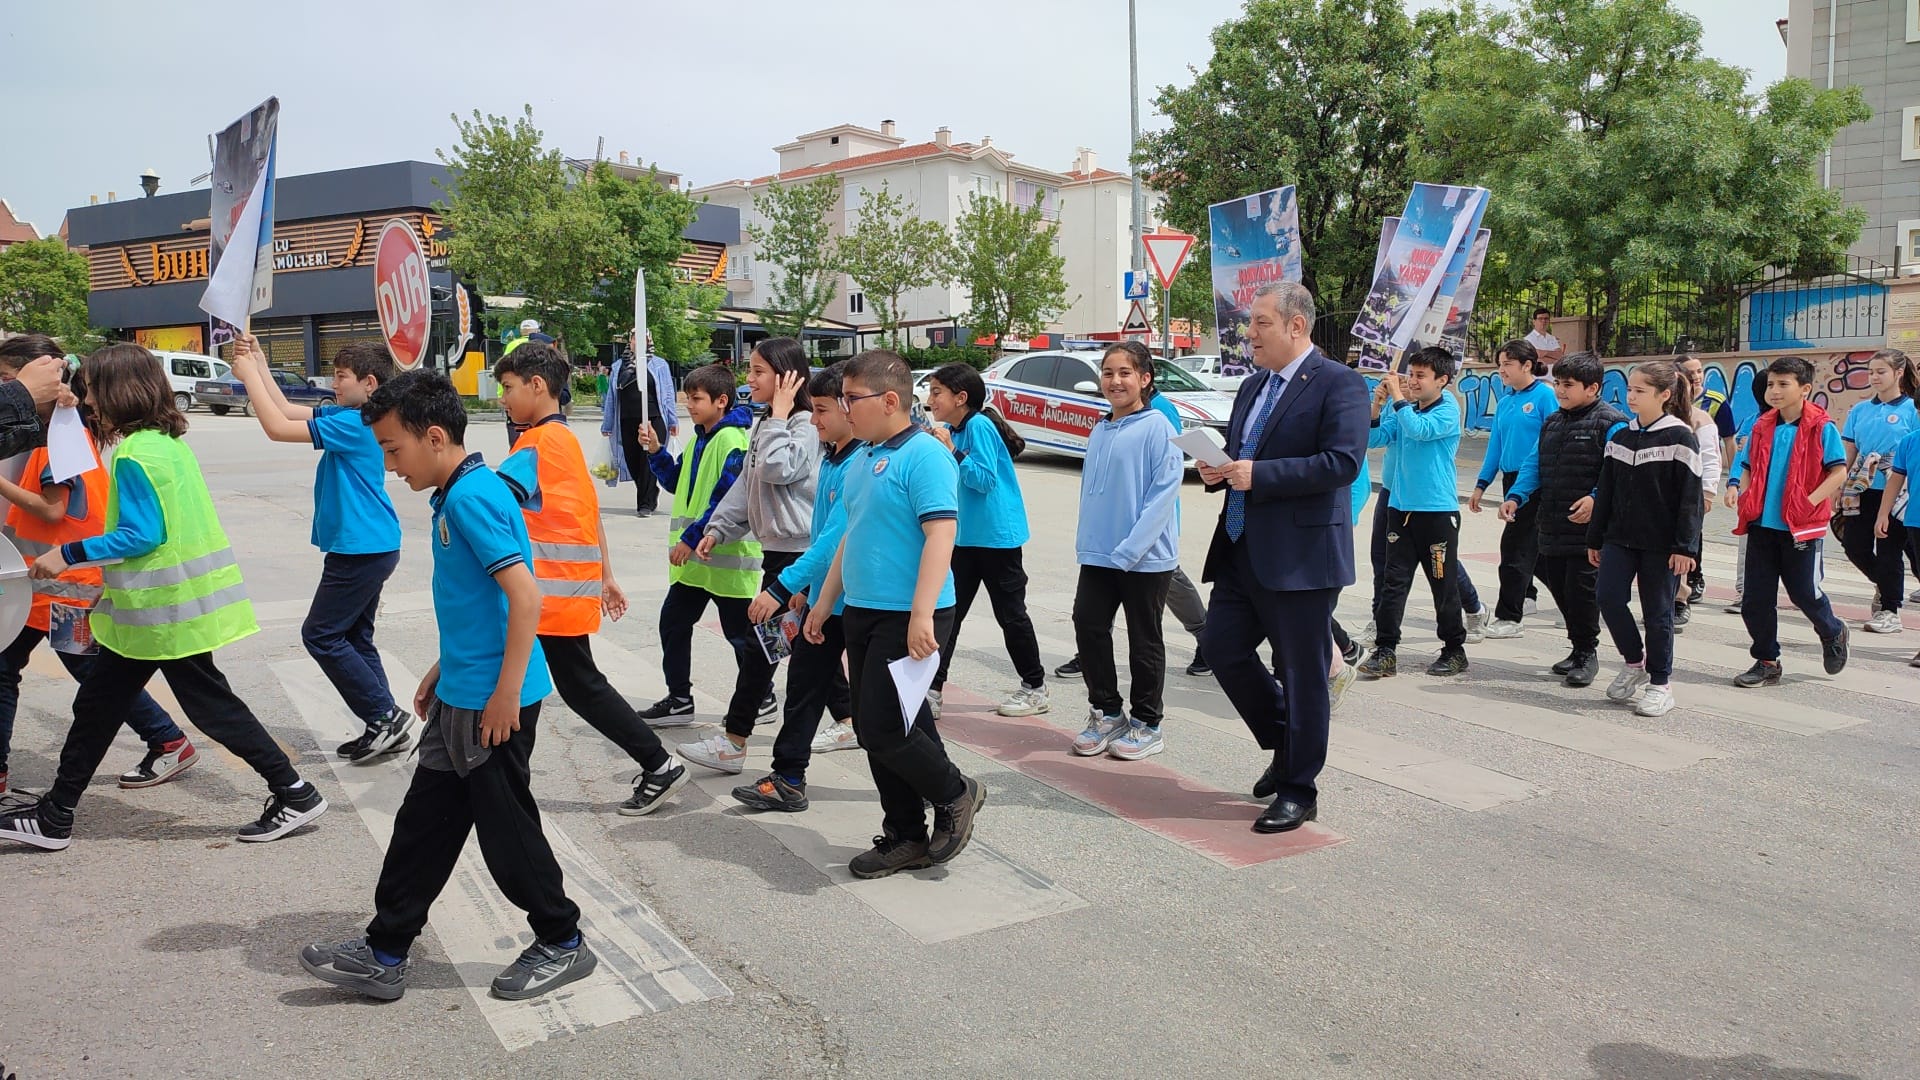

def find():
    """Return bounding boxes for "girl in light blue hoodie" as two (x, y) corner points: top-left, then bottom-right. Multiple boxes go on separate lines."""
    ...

(1069, 341), (1184, 763)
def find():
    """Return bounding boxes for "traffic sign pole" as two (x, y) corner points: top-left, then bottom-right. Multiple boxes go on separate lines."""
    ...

(1162, 283), (1173, 358)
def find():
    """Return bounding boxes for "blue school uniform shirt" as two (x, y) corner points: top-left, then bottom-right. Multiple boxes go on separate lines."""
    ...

(1841, 396), (1919, 490)
(771, 440), (863, 615)
(1889, 429), (1920, 527)
(428, 454), (553, 710)
(1476, 379), (1557, 488)
(1379, 394), (1461, 513)
(951, 411), (1030, 549)
(840, 428), (958, 612)
(309, 405), (401, 554)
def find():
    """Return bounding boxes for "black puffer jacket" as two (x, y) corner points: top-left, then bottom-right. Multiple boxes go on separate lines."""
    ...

(1528, 398), (1629, 556)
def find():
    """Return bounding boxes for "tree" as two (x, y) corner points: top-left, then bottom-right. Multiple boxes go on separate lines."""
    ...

(1137, 0), (1432, 327)
(651, 278), (727, 365)
(580, 160), (718, 361)
(0, 238), (95, 348)
(1418, 0), (1870, 353)
(839, 182), (955, 345)
(745, 176), (843, 341)
(951, 195), (1071, 353)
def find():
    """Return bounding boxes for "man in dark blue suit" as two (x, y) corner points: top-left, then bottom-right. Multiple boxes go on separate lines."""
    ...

(1197, 282), (1369, 833)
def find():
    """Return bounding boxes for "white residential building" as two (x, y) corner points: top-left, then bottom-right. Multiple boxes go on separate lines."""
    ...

(693, 121), (1157, 345)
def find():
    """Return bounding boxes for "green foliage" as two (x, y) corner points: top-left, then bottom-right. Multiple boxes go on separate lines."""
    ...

(652, 279), (726, 365)
(839, 182), (956, 345)
(1137, 0), (1433, 315)
(1418, 0), (1870, 352)
(746, 176), (844, 340)
(950, 195), (1070, 354)
(894, 343), (995, 371)
(0, 238), (96, 348)
(578, 160), (713, 362)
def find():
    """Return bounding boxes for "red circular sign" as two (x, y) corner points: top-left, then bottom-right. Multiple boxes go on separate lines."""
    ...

(373, 218), (431, 369)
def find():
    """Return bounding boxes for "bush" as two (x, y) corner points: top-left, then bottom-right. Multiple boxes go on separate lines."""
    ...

(894, 343), (996, 371)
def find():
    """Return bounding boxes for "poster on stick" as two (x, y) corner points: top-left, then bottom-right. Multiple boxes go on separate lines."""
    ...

(1351, 184), (1488, 370)
(1208, 186), (1303, 377)
(197, 97), (279, 346)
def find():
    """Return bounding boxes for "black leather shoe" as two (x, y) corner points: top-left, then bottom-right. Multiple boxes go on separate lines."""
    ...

(1252, 762), (1278, 800)
(1254, 798), (1317, 834)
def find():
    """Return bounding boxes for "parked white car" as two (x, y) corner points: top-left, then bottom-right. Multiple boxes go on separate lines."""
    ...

(152, 350), (233, 412)
(980, 350), (1236, 460)
(1173, 353), (1250, 393)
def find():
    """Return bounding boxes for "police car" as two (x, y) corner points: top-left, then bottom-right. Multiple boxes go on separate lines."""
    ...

(980, 349), (1237, 459)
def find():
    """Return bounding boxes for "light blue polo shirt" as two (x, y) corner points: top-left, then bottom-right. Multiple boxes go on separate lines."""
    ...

(310, 405), (401, 554)
(429, 454), (553, 710)
(1841, 396), (1919, 490)
(1759, 421), (1845, 531)
(1889, 429), (1920, 527)
(840, 427), (958, 612)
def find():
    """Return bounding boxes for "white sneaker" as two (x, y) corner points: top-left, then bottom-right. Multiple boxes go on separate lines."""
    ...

(810, 720), (857, 754)
(997, 684), (1050, 716)
(1329, 662), (1358, 712)
(1463, 607), (1490, 644)
(926, 690), (943, 720)
(1865, 609), (1904, 634)
(1633, 684), (1676, 717)
(1357, 620), (1377, 648)
(1523, 597), (1539, 615)
(1484, 619), (1525, 639)
(1606, 665), (1650, 703)
(677, 734), (746, 774)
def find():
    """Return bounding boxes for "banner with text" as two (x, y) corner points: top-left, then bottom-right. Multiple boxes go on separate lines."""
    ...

(197, 97), (279, 346)
(1351, 184), (1488, 371)
(1208, 185), (1303, 377)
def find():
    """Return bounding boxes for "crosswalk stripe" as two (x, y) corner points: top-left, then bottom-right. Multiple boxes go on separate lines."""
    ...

(273, 651), (728, 1052)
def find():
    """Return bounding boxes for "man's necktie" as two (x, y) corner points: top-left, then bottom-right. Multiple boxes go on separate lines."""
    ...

(1224, 375), (1284, 542)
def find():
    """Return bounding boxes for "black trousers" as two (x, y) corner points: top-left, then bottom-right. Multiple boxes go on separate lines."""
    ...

(776, 612), (846, 779)
(365, 705), (580, 958)
(50, 646), (301, 810)
(1537, 553), (1602, 654)
(1741, 526), (1846, 661)
(659, 582), (775, 739)
(934, 545), (1045, 691)
(1070, 566), (1172, 726)
(619, 414), (664, 513)
(540, 633), (671, 773)
(1837, 490), (1907, 613)
(1493, 472), (1545, 622)
(1374, 509), (1466, 651)
(843, 605), (965, 845)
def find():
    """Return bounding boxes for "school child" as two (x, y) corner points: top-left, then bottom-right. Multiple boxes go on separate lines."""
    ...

(634, 365), (777, 754)
(1873, 423), (1920, 665)
(1066, 344), (1184, 759)
(688, 337), (838, 771)
(738, 364), (864, 811)
(803, 350), (982, 879)
(232, 332), (409, 762)
(492, 344), (688, 815)
(920, 362), (1048, 719)
(301, 370), (593, 1003)
(0, 335), (195, 796)
(1670, 362), (1724, 628)
(1725, 371), (1774, 614)
(1358, 346), (1470, 679)
(1469, 339), (1557, 638)
(1585, 361), (1704, 717)
(0, 345), (326, 851)
(1838, 349), (1919, 633)
(1502, 351), (1629, 688)
(1724, 356), (1852, 686)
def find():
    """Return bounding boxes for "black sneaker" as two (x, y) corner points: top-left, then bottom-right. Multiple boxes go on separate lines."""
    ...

(300, 938), (407, 1001)
(235, 782), (328, 842)
(1672, 603), (1691, 629)
(1357, 647), (1397, 679)
(1687, 571), (1705, 605)
(928, 776), (985, 864)
(755, 690), (779, 725)
(491, 937), (598, 1001)
(732, 772), (809, 812)
(849, 833), (934, 879)
(1425, 649), (1469, 677)
(1564, 651), (1600, 688)
(1185, 648), (1211, 678)
(618, 764), (689, 817)
(638, 695), (696, 728)
(1821, 626), (1850, 675)
(1341, 638), (1364, 666)
(343, 708), (416, 765)
(1733, 660), (1783, 688)
(1551, 650), (1581, 676)
(1054, 656), (1082, 679)
(0, 799), (73, 851)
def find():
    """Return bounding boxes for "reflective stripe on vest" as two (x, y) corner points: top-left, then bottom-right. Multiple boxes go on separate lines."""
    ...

(538, 577), (602, 598)
(33, 578), (103, 601)
(12, 536), (53, 555)
(531, 540), (599, 563)
(94, 580), (252, 627)
(669, 426), (761, 598)
(102, 547), (240, 590)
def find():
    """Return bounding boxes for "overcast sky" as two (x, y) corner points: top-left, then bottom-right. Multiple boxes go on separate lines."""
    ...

(1, 0), (1789, 236)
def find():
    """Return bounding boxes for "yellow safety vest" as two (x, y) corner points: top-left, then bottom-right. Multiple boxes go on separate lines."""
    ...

(670, 426), (760, 598)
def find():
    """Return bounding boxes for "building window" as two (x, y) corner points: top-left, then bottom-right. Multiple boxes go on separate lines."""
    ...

(847, 292), (866, 316)
(1904, 107), (1920, 162)
(1899, 219), (1920, 269)
(1910, 0), (1920, 42)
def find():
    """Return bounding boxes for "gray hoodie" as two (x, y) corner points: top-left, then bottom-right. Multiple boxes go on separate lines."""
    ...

(704, 412), (820, 552)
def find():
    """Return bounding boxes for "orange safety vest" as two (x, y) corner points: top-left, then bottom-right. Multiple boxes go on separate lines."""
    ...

(7, 444), (110, 634)
(510, 418), (605, 636)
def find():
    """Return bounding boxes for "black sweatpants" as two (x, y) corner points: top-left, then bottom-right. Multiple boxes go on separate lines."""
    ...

(659, 582), (775, 739)
(540, 633), (671, 774)
(1493, 471), (1546, 622)
(1070, 566), (1173, 726)
(1838, 490), (1907, 614)
(934, 545), (1045, 691)
(365, 704), (579, 958)
(843, 605), (965, 845)
(1374, 509), (1466, 651)
(759, 549), (850, 781)
(1538, 553), (1602, 654)
(619, 413), (664, 513)
(50, 646), (301, 810)
(1596, 544), (1678, 683)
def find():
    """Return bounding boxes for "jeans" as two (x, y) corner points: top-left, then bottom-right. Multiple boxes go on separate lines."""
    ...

(1371, 488), (1481, 618)
(0, 625), (184, 773)
(540, 634), (670, 773)
(365, 704), (579, 959)
(1071, 566), (1173, 726)
(1537, 553), (1602, 654)
(1741, 526), (1846, 661)
(843, 605), (966, 845)
(302, 550), (399, 724)
(935, 545), (1044, 690)
(659, 582), (776, 739)
(1596, 544), (1677, 683)
(1837, 490), (1907, 613)
(50, 647), (302, 810)
(1374, 508), (1466, 651)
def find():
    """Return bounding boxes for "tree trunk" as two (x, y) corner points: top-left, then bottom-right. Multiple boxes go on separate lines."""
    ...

(1599, 278), (1622, 357)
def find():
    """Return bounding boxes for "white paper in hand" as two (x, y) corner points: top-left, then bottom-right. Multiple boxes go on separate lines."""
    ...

(47, 406), (96, 484)
(1170, 427), (1232, 468)
(888, 650), (940, 735)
